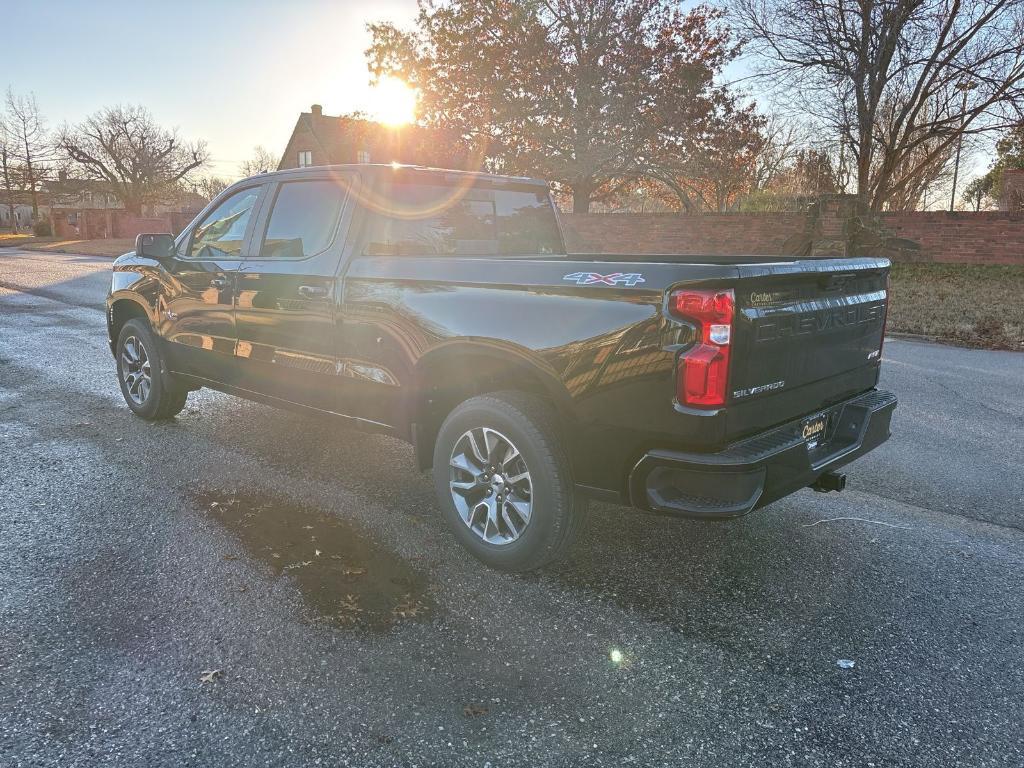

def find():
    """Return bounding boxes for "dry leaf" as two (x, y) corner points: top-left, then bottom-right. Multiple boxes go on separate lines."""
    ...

(393, 594), (426, 619)
(199, 669), (223, 684)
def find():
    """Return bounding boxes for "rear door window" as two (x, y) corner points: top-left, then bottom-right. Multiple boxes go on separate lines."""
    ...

(258, 180), (347, 259)
(363, 182), (563, 256)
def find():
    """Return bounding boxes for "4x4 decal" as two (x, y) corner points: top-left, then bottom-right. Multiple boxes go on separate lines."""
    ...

(563, 271), (646, 287)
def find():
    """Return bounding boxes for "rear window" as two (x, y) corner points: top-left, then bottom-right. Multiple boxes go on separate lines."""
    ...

(362, 182), (563, 257)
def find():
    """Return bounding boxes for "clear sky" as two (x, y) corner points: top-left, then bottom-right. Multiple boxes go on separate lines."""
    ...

(6, 0), (419, 180)
(5, 0), (989, 188)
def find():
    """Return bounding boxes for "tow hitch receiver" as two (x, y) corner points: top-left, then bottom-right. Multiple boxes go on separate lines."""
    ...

(811, 471), (847, 493)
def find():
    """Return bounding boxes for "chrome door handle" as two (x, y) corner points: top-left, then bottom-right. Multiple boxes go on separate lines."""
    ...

(209, 276), (230, 289)
(298, 285), (328, 298)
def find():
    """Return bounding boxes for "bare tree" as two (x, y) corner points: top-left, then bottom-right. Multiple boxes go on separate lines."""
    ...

(193, 175), (229, 202)
(750, 116), (802, 192)
(5, 89), (54, 219)
(0, 111), (23, 232)
(57, 105), (208, 215)
(732, 0), (1024, 210)
(238, 145), (279, 178)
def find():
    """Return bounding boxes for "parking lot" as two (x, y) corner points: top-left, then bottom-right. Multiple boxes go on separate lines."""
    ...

(1, 249), (1022, 767)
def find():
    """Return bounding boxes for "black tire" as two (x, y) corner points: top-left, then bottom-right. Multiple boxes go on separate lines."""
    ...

(116, 318), (188, 420)
(432, 391), (586, 572)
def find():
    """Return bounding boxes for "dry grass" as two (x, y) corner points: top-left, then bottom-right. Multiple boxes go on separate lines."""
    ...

(0, 232), (42, 244)
(888, 263), (1024, 351)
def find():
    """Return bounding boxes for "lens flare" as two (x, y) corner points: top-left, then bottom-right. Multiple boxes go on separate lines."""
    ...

(371, 77), (418, 126)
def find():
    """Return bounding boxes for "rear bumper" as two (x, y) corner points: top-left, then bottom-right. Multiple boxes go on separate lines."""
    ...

(628, 389), (896, 518)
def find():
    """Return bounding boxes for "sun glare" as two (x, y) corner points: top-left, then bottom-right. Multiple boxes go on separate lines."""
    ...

(371, 77), (418, 126)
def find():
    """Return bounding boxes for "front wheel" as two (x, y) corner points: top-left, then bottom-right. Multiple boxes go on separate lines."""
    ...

(116, 318), (188, 420)
(432, 391), (586, 572)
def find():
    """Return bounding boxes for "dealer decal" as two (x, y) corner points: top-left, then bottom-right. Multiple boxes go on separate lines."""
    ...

(563, 272), (646, 287)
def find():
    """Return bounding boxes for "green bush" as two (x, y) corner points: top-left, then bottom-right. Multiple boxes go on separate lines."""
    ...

(33, 218), (52, 237)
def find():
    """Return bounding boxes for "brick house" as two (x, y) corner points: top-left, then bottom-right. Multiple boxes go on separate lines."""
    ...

(278, 104), (474, 171)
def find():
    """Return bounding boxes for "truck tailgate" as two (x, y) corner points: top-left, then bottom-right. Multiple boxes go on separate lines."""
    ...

(725, 258), (889, 438)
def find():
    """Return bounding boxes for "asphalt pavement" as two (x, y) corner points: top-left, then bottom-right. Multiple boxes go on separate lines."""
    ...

(1, 249), (1022, 767)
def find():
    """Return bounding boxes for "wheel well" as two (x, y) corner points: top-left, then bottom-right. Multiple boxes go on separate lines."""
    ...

(109, 299), (150, 344)
(414, 353), (567, 470)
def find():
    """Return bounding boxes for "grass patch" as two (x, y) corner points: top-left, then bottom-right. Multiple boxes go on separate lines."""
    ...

(0, 232), (45, 243)
(888, 263), (1024, 351)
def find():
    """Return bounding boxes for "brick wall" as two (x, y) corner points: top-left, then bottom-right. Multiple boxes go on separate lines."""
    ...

(560, 212), (809, 257)
(51, 209), (174, 241)
(879, 211), (1024, 264)
(1001, 169), (1024, 211)
(560, 205), (1024, 265)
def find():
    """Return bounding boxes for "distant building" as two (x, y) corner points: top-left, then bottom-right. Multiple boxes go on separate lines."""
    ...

(1000, 168), (1024, 211)
(278, 104), (474, 171)
(40, 172), (206, 239)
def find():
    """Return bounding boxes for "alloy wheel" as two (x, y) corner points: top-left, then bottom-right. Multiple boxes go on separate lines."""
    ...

(121, 335), (152, 406)
(449, 427), (533, 545)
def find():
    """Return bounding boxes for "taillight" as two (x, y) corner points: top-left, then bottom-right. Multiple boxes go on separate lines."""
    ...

(880, 273), (890, 356)
(670, 288), (734, 408)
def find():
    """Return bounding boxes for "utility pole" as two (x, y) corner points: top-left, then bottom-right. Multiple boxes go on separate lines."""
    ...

(949, 80), (978, 211)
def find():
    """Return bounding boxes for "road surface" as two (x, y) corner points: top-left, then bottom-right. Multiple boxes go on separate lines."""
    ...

(1, 249), (1022, 767)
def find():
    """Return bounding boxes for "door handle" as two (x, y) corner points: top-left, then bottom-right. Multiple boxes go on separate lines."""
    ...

(209, 276), (230, 289)
(298, 285), (328, 299)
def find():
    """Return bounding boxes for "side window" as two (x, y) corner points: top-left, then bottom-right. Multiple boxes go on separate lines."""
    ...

(363, 182), (563, 256)
(258, 180), (347, 259)
(189, 188), (260, 259)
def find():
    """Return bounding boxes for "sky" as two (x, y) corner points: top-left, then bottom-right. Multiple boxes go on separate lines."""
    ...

(6, 0), (420, 180)
(5, 0), (990, 188)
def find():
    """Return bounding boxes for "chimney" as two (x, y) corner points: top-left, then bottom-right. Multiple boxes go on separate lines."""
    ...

(311, 104), (323, 117)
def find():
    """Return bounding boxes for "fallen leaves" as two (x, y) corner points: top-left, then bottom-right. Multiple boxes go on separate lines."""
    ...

(392, 594), (427, 620)
(463, 703), (489, 718)
(336, 593), (364, 626)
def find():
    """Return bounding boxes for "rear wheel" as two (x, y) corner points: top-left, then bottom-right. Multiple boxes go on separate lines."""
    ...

(116, 319), (188, 420)
(433, 391), (585, 572)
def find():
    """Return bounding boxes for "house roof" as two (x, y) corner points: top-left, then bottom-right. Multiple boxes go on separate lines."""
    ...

(279, 107), (480, 172)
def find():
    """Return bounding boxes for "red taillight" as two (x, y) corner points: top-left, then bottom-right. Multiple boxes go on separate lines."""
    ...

(670, 288), (734, 408)
(880, 273), (890, 356)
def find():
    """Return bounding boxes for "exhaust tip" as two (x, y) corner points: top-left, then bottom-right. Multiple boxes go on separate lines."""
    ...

(810, 471), (847, 493)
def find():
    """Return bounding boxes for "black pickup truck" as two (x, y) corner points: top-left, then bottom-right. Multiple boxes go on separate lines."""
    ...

(107, 164), (896, 570)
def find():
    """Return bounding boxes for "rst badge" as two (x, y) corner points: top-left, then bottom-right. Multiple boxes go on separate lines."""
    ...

(563, 271), (646, 287)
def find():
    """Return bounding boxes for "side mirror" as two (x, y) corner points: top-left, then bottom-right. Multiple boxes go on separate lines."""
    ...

(135, 233), (175, 261)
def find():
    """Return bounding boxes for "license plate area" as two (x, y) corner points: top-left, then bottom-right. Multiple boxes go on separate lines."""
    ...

(800, 411), (832, 450)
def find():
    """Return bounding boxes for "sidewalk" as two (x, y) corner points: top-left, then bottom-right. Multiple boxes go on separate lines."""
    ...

(0, 235), (133, 257)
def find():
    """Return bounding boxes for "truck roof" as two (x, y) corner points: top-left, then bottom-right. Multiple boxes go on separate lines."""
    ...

(244, 163), (550, 189)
